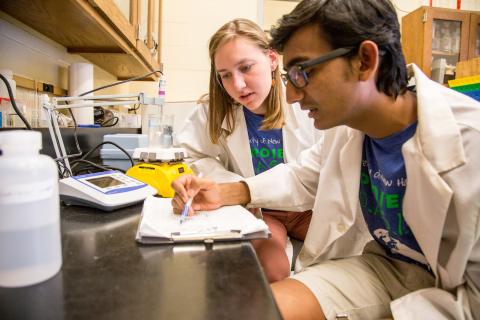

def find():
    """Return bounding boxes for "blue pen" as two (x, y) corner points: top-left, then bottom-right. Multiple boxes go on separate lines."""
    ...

(179, 196), (193, 224)
(179, 173), (203, 224)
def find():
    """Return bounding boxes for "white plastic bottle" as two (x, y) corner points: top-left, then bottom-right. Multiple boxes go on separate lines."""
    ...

(0, 130), (62, 287)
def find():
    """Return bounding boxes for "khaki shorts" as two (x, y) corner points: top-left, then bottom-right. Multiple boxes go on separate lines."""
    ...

(292, 241), (435, 320)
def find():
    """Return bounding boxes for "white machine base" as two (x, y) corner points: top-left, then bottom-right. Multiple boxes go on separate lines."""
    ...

(59, 170), (157, 212)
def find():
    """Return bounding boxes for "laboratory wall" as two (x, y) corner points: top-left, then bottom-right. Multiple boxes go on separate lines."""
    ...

(157, 0), (261, 133)
(264, 0), (480, 30)
(162, 0), (260, 102)
(391, 0), (479, 21)
(0, 11), (129, 128)
(0, 12), (126, 95)
(0, 0), (479, 130)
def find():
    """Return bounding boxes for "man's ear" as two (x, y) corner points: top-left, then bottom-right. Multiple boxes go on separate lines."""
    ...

(268, 49), (279, 71)
(356, 40), (380, 81)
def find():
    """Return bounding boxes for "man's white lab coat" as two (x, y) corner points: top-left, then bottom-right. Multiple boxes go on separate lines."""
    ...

(245, 64), (480, 319)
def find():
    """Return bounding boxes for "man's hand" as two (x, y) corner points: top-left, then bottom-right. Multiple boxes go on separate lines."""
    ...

(171, 174), (222, 216)
(171, 174), (252, 216)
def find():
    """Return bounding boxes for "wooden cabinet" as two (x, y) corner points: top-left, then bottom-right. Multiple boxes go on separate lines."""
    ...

(402, 6), (480, 83)
(133, 0), (162, 68)
(0, 0), (162, 80)
(469, 12), (480, 58)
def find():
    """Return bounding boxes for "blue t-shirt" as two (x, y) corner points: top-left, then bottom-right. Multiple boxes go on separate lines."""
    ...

(243, 107), (284, 175)
(359, 122), (430, 271)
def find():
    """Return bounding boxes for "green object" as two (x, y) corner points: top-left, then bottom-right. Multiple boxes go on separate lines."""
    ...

(450, 82), (480, 93)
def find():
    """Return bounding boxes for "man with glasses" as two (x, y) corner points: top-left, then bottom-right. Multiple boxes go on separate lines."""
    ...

(172, 0), (480, 319)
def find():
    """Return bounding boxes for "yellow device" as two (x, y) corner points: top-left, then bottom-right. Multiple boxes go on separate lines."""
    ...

(126, 162), (193, 198)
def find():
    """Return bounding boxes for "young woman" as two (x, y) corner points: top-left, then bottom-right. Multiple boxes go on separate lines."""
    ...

(177, 18), (322, 282)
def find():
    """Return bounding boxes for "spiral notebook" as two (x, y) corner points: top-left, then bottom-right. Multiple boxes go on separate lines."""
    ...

(136, 196), (270, 244)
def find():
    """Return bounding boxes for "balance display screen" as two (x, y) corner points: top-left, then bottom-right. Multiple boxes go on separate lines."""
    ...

(86, 176), (124, 188)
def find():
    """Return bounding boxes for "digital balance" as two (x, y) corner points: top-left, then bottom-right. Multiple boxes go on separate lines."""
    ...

(59, 170), (157, 211)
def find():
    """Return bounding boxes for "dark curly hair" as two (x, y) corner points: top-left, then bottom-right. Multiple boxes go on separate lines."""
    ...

(270, 0), (408, 98)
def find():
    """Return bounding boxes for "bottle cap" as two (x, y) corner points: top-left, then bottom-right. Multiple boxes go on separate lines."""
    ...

(0, 130), (42, 150)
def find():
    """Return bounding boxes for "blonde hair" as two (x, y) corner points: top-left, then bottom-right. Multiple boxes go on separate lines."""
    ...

(207, 18), (284, 144)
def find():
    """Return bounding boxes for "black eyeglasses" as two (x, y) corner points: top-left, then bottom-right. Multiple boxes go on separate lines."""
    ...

(281, 47), (356, 89)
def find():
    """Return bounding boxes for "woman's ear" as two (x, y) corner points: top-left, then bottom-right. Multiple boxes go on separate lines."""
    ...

(268, 49), (279, 72)
(356, 40), (380, 81)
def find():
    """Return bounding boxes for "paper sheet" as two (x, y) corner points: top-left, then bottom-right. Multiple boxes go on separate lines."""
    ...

(136, 196), (269, 242)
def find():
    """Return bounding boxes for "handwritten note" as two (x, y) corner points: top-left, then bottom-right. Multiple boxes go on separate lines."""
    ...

(136, 196), (269, 243)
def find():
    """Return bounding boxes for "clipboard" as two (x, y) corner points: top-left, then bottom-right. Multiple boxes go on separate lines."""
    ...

(136, 196), (270, 244)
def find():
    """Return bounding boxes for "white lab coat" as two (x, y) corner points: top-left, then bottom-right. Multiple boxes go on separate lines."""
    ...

(177, 101), (323, 184)
(245, 64), (480, 319)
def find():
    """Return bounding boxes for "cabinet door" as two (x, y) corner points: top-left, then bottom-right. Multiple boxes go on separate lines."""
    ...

(153, 0), (162, 65)
(427, 8), (470, 83)
(90, 0), (137, 47)
(135, 0), (161, 69)
(469, 13), (480, 59)
(93, 0), (160, 74)
(113, 0), (132, 24)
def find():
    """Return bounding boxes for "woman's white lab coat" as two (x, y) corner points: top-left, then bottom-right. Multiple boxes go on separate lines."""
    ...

(177, 102), (323, 183)
(245, 64), (480, 319)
